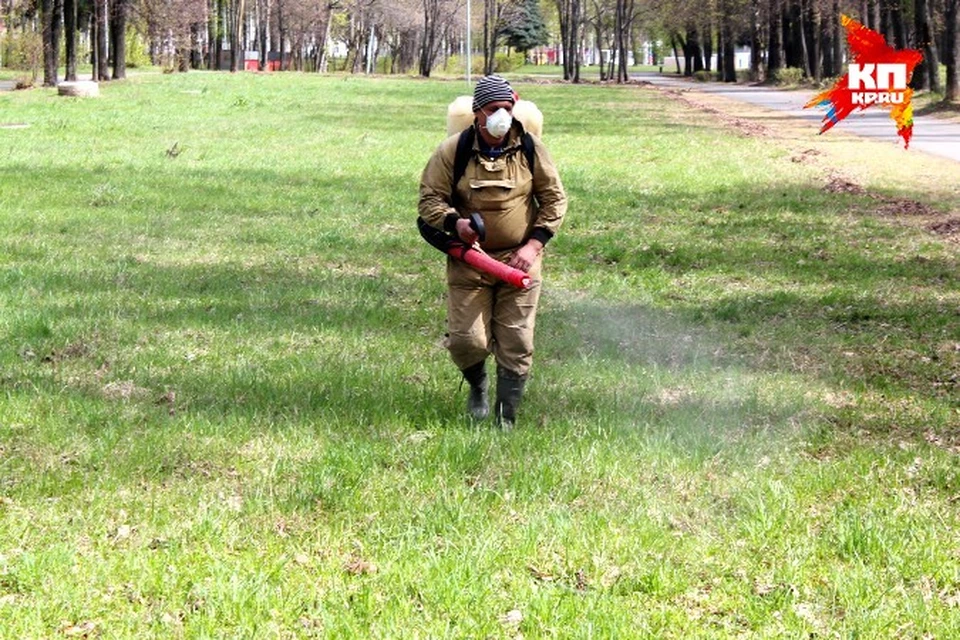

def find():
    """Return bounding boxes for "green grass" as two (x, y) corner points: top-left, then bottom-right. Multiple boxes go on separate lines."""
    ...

(0, 72), (958, 638)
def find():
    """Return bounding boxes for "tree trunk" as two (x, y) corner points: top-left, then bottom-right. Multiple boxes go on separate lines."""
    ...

(946, 0), (959, 101)
(722, 16), (735, 81)
(110, 0), (127, 79)
(912, 0), (941, 91)
(257, 0), (269, 70)
(811, 0), (821, 82)
(670, 33), (682, 73)
(702, 19), (713, 71)
(798, 0), (812, 78)
(318, 3), (333, 73)
(42, 0), (62, 86)
(750, 0), (762, 81)
(484, 0), (496, 76)
(231, 0), (246, 72)
(96, 0), (110, 79)
(767, 0), (784, 78)
(716, 25), (724, 78)
(832, 0), (843, 76)
(64, 0), (77, 80)
(890, 0), (906, 48)
(420, 0), (438, 76)
(556, 0), (581, 81)
(869, 0), (881, 32)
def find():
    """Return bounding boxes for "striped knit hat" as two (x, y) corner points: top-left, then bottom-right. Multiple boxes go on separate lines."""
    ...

(472, 75), (518, 112)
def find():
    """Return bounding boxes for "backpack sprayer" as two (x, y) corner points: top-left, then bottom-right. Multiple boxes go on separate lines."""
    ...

(416, 96), (543, 291)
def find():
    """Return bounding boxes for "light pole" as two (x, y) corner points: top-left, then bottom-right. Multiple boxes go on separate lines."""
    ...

(466, 0), (472, 86)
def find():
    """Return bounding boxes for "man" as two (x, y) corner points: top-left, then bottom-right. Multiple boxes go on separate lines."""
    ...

(418, 75), (567, 428)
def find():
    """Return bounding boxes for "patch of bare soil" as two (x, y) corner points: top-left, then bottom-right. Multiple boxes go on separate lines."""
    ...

(928, 218), (960, 241)
(648, 85), (774, 138)
(822, 170), (950, 229)
(823, 173), (866, 195)
(790, 148), (824, 164)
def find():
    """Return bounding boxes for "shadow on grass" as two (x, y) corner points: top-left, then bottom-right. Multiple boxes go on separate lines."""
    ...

(1, 165), (956, 440)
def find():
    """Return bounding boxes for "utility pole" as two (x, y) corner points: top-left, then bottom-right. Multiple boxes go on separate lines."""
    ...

(466, 0), (472, 86)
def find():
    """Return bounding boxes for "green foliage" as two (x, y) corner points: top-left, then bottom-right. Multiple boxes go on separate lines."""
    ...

(773, 66), (805, 85)
(501, 0), (550, 52)
(494, 50), (527, 73)
(125, 29), (152, 69)
(1, 30), (42, 77)
(444, 53), (485, 76)
(692, 69), (714, 82)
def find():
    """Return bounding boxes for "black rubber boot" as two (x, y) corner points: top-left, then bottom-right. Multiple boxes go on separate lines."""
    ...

(462, 361), (489, 420)
(495, 367), (527, 429)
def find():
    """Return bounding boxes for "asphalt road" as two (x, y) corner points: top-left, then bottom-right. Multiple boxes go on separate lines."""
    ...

(637, 72), (960, 164)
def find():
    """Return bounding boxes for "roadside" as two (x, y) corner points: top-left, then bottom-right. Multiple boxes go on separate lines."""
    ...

(636, 72), (960, 164)
(631, 72), (960, 246)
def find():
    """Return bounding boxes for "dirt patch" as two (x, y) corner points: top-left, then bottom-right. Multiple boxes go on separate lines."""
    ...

(101, 381), (151, 401)
(648, 85), (774, 138)
(875, 199), (940, 217)
(42, 340), (95, 364)
(824, 174), (866, 195)
(791, 148), (824, 164)
(823, 171), (949, 222)
(928, 218), (960, 239)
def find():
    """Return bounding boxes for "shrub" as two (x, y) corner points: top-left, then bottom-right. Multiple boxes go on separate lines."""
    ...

(2, 30), (42, 77)
(125, 30), (152, 69)
(773, 67), (804, 86)
(444, 54), (485, 76)
(493, 51), (526, 73)
(442, 50), (525, 75)
(692, 70), (714, 82)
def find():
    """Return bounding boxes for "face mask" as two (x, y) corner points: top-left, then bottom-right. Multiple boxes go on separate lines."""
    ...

(484, 108), (513, 138)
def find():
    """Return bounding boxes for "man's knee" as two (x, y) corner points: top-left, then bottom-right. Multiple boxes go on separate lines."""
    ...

(493, 331), (534, 375)
(445, 330), (489, 367)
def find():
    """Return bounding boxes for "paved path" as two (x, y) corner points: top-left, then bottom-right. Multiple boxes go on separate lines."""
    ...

(0, 80), (15, 92)
(636, 72), (960, 164)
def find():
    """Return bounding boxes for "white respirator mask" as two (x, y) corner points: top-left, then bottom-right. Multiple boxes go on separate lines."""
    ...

(484, 108), (513, 138)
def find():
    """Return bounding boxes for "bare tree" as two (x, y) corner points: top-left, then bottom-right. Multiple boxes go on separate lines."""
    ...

(556, 0), (583, 80)
(41, 0), (63, 85)
(912, 0), (940, 91)
(947, 0), (959, 101)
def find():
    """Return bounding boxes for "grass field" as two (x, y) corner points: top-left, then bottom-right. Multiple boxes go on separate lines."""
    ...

(1, 71), (958, 638)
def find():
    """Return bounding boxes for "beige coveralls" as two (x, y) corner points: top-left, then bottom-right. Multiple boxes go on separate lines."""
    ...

(418, 123), (567, 376)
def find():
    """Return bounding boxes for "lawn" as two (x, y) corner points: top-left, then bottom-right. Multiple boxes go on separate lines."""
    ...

(0, 71), (958, 638)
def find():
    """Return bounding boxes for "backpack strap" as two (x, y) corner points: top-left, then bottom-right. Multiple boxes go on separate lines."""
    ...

(521, 131), (535, 176)
(451, 126), (475, 207)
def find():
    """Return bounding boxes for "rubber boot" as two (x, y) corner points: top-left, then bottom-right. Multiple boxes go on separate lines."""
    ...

(495, 367), (527, 429)
(462, 361), (489, 420)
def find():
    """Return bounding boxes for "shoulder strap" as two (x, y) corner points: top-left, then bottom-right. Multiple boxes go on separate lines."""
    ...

(521, 132), (535, 176)
(452, 127), (475, 204)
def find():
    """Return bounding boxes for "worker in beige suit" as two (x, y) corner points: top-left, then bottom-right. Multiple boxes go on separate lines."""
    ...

(418, 75), (567, 428)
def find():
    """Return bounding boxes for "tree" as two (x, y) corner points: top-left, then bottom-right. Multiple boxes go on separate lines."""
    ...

(418, 0), (458, 77)
(482, 0), (506, 75)
(41, 0), (63, 86)
(555, 0), (583, 80)
(947, 0), (959, 101)
(64, 0), (77, 80)
(911, 0), (941, 91)
(501, 0), (550, 52)
(110, 0), (129, 79)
